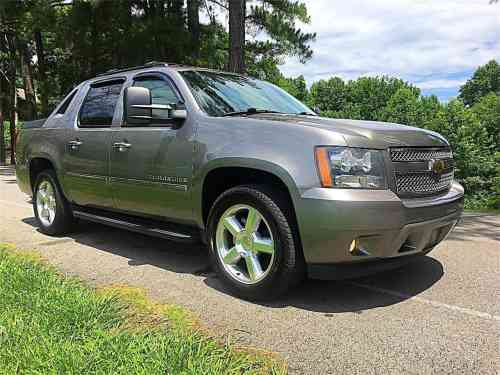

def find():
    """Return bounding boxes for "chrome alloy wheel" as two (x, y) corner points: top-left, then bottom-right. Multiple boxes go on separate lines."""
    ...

(36, 180), (57, 227)
(215, 204), (275, 284)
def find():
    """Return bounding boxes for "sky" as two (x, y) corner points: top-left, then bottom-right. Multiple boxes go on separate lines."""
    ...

(278, 0), (500, 101)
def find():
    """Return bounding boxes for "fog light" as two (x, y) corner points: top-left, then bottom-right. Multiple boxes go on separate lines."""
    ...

(349, 240), (357, 253)
(349, 238), (371, 256)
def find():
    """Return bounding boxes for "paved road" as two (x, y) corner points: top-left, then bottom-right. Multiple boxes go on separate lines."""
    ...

(1, 165), (499, 374)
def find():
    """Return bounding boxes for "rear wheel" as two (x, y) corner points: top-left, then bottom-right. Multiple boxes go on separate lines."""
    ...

(207, 185), (304, 300)
(33, 170), (74, 235)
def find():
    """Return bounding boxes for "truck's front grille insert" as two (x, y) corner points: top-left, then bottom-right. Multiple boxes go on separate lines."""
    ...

(395, 171), (453, 195)
(390, 148), (453, 162)
(390, 147), (454, 197)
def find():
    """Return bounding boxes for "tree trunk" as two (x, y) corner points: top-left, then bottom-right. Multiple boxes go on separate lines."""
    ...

(0, 13), (5, 166)
(6, 31), (17, 165)
(9, 93), (17, 165)
(187, 0), (200, 60)
(21, 44), (37, 120)
(34, 29), (49, 117)
(90, 11), (98, 76)
(0, 92), (5, 167)
(228, 0), (246, 73)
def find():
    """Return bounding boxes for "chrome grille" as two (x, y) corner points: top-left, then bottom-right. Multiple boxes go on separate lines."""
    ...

(391, 147), (454, 197)
(396, 172), (453, 195)
(391, 148), (452, 162)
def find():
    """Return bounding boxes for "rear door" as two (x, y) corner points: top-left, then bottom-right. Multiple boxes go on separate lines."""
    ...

(61, 78), (125, 208)
(109, 73), (193, 221)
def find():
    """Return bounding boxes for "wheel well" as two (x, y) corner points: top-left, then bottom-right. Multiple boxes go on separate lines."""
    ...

(29, 158), (54, 192)
(202, 167), (296, 226)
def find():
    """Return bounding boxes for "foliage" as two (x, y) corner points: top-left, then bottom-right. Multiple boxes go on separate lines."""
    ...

(471, 92), (500, 146)
(309, 77), (346, 114)
(0, 245), (285, 374)
(276, 75), (309, 102)
(441, 100), (495, 208)
(246, 0), (316, 63)
(459, 60), (500, 106)
(383, 87), (420, 126)
(0, 0), (315, 120)
(309, 76), (420, 120)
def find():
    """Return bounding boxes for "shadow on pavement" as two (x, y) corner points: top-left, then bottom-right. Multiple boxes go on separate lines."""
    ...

(22, 215), (446, 314)
(449, 215), (500, 242)
(206, 256), (444, 314)
(0, 165), (15, 176)
(23, 217), (212, 275)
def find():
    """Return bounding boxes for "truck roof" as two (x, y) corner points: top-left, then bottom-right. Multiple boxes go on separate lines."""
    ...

(93, 61), (239, 81)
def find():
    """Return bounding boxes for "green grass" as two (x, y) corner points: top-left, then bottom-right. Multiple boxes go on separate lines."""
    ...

(0, 244), (285, 375)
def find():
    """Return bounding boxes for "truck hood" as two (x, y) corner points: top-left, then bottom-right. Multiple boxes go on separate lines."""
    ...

(249, 114), (449, 149)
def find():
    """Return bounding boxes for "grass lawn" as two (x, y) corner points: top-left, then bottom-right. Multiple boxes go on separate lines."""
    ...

(0, 244), (285, 374)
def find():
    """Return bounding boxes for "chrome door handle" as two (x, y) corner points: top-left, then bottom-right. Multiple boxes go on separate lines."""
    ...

(113, 142), (132, 152)
(68, 140), (82, 150)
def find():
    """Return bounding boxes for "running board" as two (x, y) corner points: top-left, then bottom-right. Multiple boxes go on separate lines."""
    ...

(73, 210), (198, 243)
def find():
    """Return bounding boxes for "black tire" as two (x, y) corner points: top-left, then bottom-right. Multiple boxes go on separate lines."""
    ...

(33, 169), (74, 236)
(207, 185), (305, 301)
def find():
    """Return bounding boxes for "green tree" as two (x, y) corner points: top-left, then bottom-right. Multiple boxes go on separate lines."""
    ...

(459, 60), (500, 106)
(493, 151), (500, 208)
(442, 100), (496, 208)
(416, 95), (446, 132)
(246, 0), (316, 62)
(322, 103), (363, 120)
(276, 75), (309, 103)
(308, 76), (419, 121)
(347, 76), (420, 121)
(309, 77), (346, 113)
(209, 0), (316, 73)
(383, 87), (420, 126)
(471, 92), (500, 146)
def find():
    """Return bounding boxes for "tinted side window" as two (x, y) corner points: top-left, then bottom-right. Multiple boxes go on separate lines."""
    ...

(79, 80), (124, 127)
(57, 89), (78, 114)
(132, 77), (180, 125)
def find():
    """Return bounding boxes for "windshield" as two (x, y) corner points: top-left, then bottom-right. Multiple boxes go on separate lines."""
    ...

(179, 70), (315, 117)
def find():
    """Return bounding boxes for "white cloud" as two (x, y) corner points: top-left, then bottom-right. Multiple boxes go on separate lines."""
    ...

(280, 0), (500, 99)
(416, 79), (467, 90)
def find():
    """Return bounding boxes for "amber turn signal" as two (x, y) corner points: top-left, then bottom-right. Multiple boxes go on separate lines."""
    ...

(315, 147), (333, 187)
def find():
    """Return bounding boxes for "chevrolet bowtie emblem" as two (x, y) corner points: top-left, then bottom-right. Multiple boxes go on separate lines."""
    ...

(428, 159), (446, 177)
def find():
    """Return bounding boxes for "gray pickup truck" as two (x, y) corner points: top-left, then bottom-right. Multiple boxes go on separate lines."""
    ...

(16, 62), (464, 300)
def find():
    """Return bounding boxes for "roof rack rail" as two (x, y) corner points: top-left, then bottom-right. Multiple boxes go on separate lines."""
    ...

(96, 61), (170, 77)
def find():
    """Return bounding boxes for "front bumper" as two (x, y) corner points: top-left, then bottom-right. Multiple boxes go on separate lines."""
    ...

(295, 181), (464, 279)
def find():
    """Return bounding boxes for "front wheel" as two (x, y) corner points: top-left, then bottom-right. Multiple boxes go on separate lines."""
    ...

(207, 185), (304, 300)
(33, 170), (74, 236)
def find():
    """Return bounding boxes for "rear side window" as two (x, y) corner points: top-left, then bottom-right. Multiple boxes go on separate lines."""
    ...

(79, 80), (124, 127)
(57, 89), (78, 114)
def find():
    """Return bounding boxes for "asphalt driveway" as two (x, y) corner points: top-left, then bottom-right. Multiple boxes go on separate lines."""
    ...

(0, 165), (499, 374)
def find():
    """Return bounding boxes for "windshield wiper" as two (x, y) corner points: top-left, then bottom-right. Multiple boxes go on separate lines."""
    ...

(222, 108), (282, 117)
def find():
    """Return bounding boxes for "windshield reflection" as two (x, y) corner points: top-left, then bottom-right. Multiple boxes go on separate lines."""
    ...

(180, 70), (315, 117)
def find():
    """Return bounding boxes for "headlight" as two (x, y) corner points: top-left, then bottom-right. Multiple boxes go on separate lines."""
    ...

(315, 147), (386, 189)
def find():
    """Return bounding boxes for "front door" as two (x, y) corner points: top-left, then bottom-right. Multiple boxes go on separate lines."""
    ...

(109, 73), (193, 222)
(61, 79), (125, 208)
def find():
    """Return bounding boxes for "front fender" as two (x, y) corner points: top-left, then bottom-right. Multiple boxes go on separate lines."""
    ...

(192, 157), (302, 227)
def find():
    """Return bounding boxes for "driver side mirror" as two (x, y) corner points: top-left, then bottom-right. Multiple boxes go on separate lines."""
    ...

(124, 86), (187, 126)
